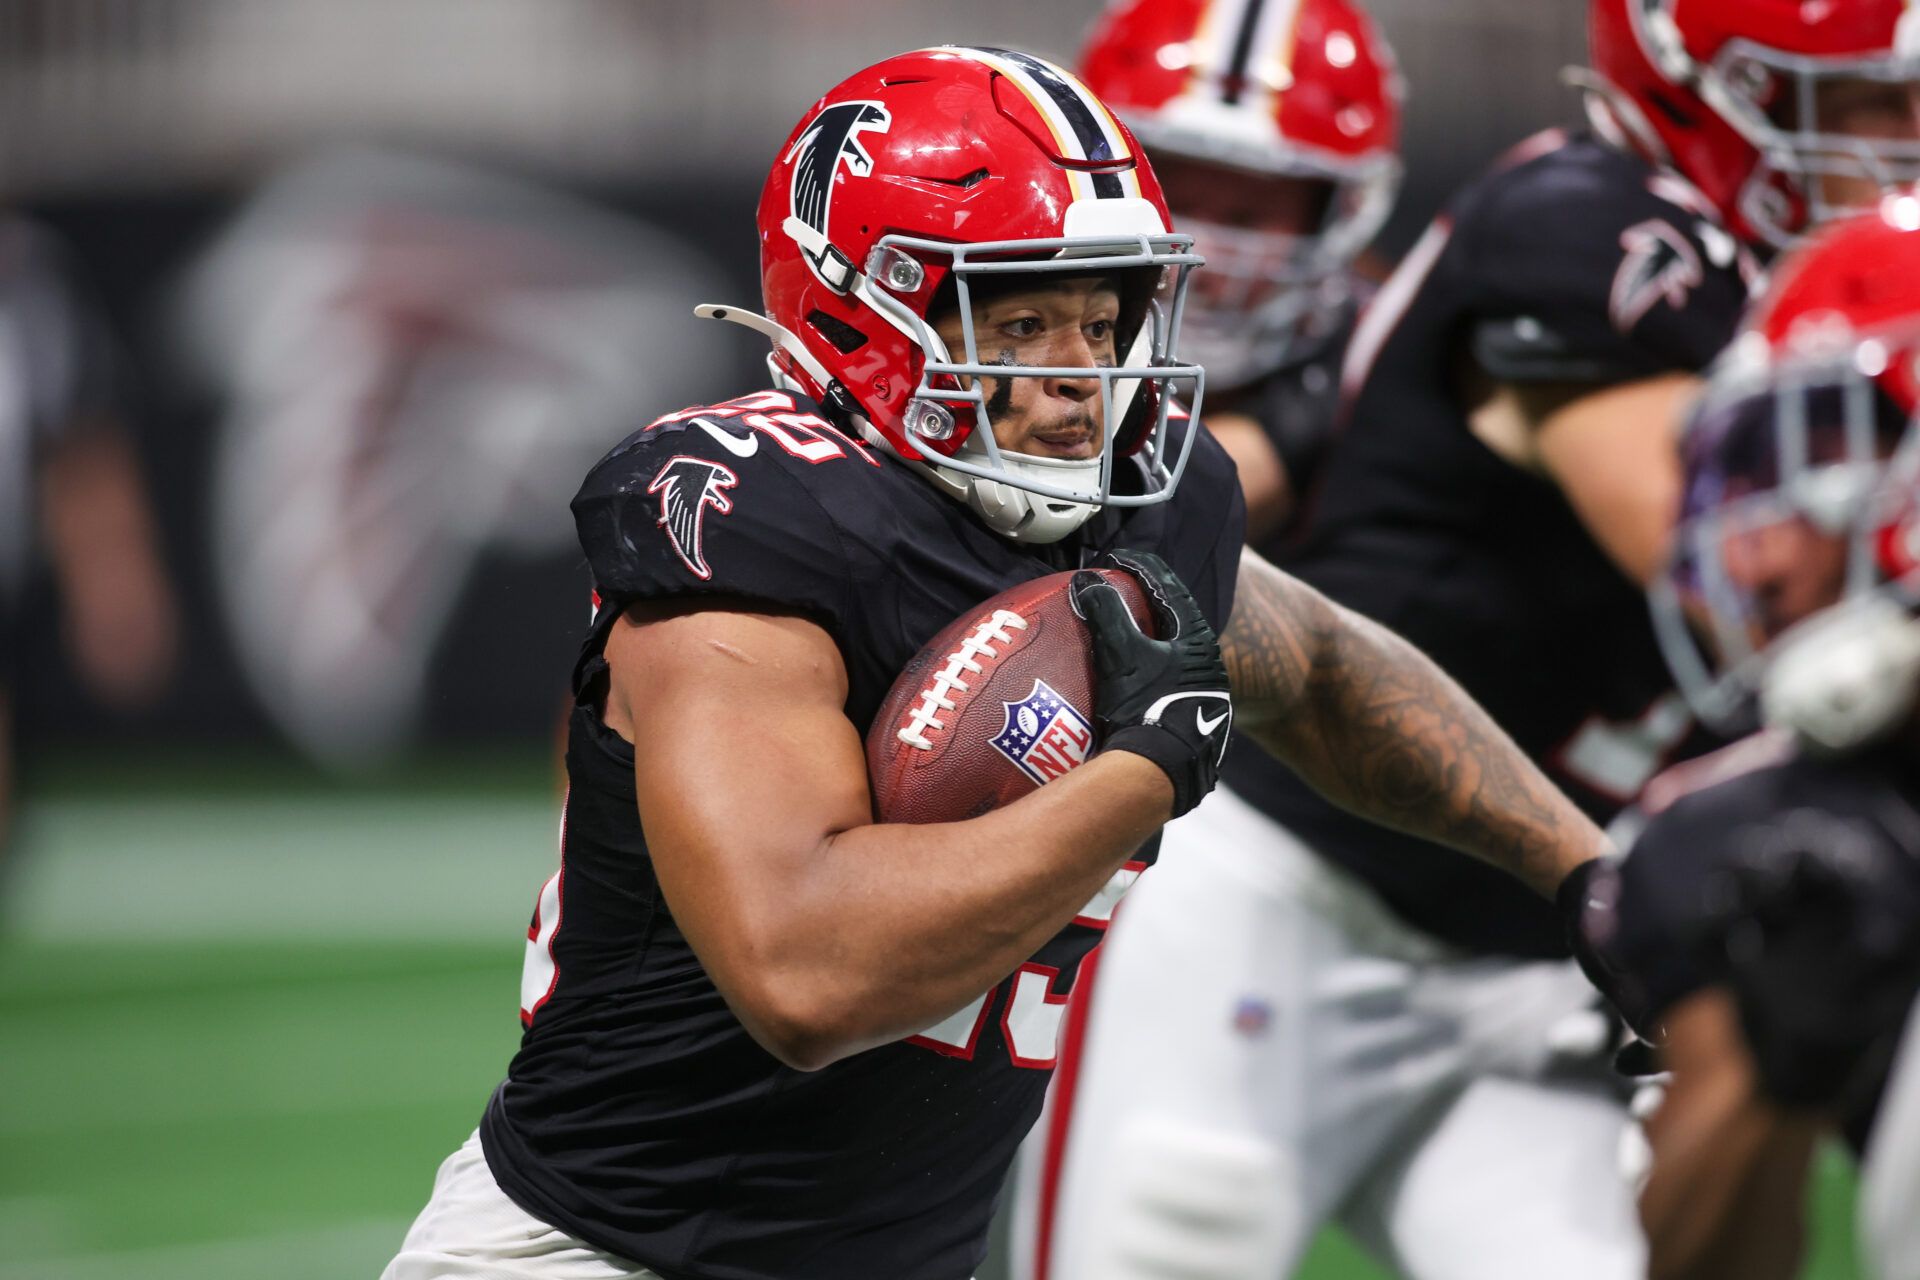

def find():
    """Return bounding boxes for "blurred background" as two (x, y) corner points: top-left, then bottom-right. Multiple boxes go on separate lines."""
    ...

(0, 2), (1860, 1277)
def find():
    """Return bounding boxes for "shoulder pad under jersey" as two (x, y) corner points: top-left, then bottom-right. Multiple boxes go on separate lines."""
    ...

(1456, 135), (1757, 385)
(572, 389), (888, 631)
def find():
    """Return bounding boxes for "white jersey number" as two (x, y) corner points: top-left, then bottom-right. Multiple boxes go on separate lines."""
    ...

(905, 860), (1143, 1069)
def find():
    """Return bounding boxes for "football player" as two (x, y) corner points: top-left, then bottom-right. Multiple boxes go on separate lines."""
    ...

(1586, 201), (1920, 1280)
(384, 47), (1616, 1280)
(1076, 0), (1402, 542)
(1023, 3), (1920, 1278)
(0, 220), (177, 863)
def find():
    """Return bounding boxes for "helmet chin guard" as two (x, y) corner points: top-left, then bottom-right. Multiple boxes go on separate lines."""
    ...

(928, 449), (1105, 545)
(1760, 596), (1920, 754)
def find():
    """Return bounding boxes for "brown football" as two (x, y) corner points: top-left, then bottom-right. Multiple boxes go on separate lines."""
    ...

(867, 569), (1155, 824)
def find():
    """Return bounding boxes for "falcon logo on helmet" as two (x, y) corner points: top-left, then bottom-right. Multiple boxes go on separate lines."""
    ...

(1610, 218), (1705, 331)
(649, 456), (739, 581)
(786, 101), (892, 291)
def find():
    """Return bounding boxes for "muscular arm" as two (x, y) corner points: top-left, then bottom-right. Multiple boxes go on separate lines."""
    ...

(1639, 989), (1820, 1280)
(1534, 374), (1695, 587)
(1219, 547), (1608, 897)
(1464, 368), (1697, 587)
(607, 601), (1173, 1072)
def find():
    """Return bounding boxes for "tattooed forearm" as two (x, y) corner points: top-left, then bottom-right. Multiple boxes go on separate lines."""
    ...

(1219, 549), (1607, 897)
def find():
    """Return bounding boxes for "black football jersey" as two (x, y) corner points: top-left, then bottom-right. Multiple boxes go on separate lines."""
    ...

(1604, 736), (1920, 1148)
(1221, 130), (1757, 957)
(479, 389), (1245, 1280)
(1233, 296), (1356, 550)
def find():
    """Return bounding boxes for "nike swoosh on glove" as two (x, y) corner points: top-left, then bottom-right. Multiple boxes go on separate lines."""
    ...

(1069, 549), (1232, 819)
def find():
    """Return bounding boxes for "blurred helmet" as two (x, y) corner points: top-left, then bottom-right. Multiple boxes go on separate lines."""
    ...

(1652, 196), (1920, 752)
(747, 46), (1205, 545)
(1078, 0), (1402, 388)
(1587, 0), (1920, 251)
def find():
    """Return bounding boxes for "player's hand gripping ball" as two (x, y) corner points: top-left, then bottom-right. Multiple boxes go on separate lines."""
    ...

(867, 567), (1153, 825)
(867, 551), (1232, 824)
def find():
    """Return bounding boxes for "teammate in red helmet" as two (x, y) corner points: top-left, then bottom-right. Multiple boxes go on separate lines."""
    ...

(1078, 0), (1402, 540)
(1588, 0), (1920, 250)
(381, 46), (1610, 1280)
(1585, 198), (1920, 1280)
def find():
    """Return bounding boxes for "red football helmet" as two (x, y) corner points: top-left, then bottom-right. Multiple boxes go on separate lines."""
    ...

(1588, 0), (1920, 251)
(1079, 0), (1402, 387)
(1653, 195), (1920, 750)
(734, 47), (1206, 544)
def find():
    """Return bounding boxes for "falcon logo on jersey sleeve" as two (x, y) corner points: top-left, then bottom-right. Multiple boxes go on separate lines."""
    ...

(648, 456), (739, 581)
(1610, 219), (1705, 333)
(787, 101), (890, 288)
(991, 680), (1095, 785)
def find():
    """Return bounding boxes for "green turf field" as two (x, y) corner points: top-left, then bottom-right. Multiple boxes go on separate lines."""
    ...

(0, 756), (1867, 1279)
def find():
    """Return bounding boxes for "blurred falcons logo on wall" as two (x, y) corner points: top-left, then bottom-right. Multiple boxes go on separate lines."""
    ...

(180, 149), (728, 768)
(786, 100), (889, 286)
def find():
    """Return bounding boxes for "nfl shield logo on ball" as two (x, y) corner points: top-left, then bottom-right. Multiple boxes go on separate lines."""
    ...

(990, 680), (1096, 786)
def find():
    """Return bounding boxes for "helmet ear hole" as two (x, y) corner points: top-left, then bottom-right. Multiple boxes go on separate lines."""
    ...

(1646, 90), (1696, 130)
(807, 309), (869, 355)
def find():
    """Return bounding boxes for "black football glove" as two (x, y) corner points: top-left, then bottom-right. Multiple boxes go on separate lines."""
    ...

(1559, 857), (1665, 1045)
(1707, 843), (1920, 1111)
(1069, 549), (1232, 819)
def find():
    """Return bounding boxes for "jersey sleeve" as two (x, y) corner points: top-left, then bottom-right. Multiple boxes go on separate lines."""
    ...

(1240, 341), (1345, 500)
(1457, 151), (1750, 385)
(570, 405), (865, 635)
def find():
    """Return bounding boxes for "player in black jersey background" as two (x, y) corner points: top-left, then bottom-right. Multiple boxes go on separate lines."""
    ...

(0, 220), (179, 868)
(1027, 2), (1920, 1278)
(382, 43), (1622, 1280)
(1585, 203), (1920, 1280)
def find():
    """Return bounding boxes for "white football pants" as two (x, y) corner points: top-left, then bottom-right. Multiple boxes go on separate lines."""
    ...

(1862, 991), (1920, 1280)
(1009, 784), (1645, 1280)
(384, 1130), (664, 1280)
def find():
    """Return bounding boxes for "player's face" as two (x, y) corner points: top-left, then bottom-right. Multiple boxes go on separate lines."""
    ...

(931, 275), (1122, 461)
(1811, 76), (1920, 209)
(1720, 514), (1851, 639)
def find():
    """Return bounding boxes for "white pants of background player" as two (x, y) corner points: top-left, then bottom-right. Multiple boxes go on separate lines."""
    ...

(1009, 784), (1644, 1280)
(383, 1130), (665, 1280)
(1862, 990), (1920, 1280)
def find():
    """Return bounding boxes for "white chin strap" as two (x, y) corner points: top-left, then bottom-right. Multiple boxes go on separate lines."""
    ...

(853, 417), (1102, 545)
(924, 444), (1102, 545)
(1761, 597), (1920, 755)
